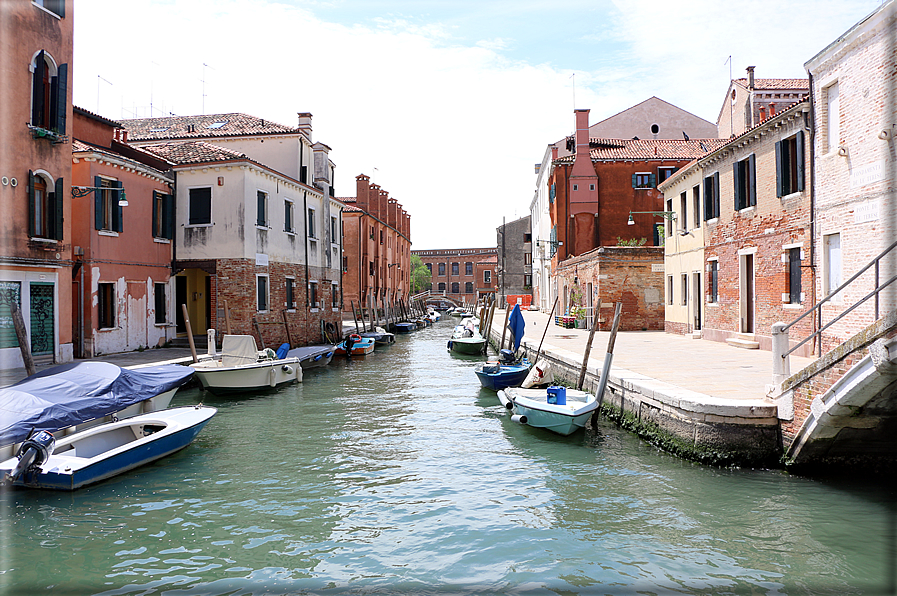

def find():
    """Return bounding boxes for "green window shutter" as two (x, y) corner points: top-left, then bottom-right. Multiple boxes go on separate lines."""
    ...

(796, 132), (805, 192)
(54, 177), (64, 240)
(52, 63), (67, 134)
(152, 191), (159, 237)
(733, 163), (740, 210)
(775, 140), (784, 197)
(257, 191), (265, 226)
(163, 193), (174, 239)
(631, 174), (637, 188)
(713, 172), (720, 218)
(94, 176), (103, 230)
(27, 170), (36, 237)
(748, 154), (756, 207)
(31, 52), (45, 126)
(113, 181), (123, 232)
(649, 173), (656, 188)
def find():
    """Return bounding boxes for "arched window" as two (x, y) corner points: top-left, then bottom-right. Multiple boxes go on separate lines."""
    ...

(465, 282), (473, 293)
(28, 171), (63, 240)
(31, 51), (67, 135)
(451, 282), (459, 294)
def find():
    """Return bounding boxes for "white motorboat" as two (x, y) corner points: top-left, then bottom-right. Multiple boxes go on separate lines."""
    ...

(497, 386), (598, 435)
(0, 361), (194, 461)
(190, 335), (302, 395)
(0, 406), (216, 490)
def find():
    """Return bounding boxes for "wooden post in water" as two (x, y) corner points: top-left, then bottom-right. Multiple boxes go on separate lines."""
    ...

(499, 301), (510, 352)
(282, 310), (293, 348)
(350, 300), (360, 333)
(592, 302), (623, 405)
(181, 304), (199, 363)
(577, 298), (602, 390)
(223, 300), (232, 335)
(10, 302), (35, 376)
(534, 296), (559, 364)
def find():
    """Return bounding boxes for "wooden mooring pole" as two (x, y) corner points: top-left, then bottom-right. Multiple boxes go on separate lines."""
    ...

(181, 304), (199, 363)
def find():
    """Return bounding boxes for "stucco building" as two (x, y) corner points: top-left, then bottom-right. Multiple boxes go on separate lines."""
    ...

(71, 107), (176, 357)
(340, 174), (411, 311)
(0, 0), (74, 367)
(496, 215), (532, 305)
(122, 112), (342, 348)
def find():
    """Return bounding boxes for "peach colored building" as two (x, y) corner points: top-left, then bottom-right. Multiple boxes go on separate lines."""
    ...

(0, 0), (74, 367)
(71, 107), (175, 357)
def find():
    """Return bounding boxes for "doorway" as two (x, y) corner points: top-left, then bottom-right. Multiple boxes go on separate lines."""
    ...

(740, 253), (755, 333)
(692, 272), (702, 330)
(176, 276), (187, 333)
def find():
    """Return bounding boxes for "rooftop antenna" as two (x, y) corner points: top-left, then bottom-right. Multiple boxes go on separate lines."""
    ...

(201, 62), (214, 115)
(97, 75), (112, 114)
(570, 72), (576, 111)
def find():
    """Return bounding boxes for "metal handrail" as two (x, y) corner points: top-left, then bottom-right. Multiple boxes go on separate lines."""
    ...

(782, 238), (897, 357)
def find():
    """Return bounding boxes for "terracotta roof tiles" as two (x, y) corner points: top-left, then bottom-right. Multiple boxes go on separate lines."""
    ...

(139, 141), (254, 165)
(734, 77), (809, 90)
(554, 138), (729, 163)
(122, 113), (299, 141)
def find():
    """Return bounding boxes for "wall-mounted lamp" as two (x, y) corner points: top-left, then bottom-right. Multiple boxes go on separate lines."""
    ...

(535, 239), (563, 248)
(627, 210), (677, 225)
(71, 185), (128, 206)
(388, 263), (400, 269)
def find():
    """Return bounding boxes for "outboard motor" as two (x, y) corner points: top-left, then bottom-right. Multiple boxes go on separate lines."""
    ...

(345, 334), (359, 357)
(9, 430), (55, 483)
(499, 349), (516, 364)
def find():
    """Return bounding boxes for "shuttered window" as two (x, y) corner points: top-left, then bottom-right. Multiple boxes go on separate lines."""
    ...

(94, 176), (123, 232)
(188, 187), (211, 225)
(788, 248), (802, 304)
(733, 155), (757, 211)
(31, 51), (67, 135)
(703, 172), (720, 221)
(775, 132), (805, 197)
(152, 191), (174, 239)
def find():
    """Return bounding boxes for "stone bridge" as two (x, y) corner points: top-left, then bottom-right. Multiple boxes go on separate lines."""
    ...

(778, 309), (897, 472)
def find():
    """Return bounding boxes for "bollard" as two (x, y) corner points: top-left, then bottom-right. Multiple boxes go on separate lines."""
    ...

(207, 328), (216, 356)
(771, 322), (791, 386)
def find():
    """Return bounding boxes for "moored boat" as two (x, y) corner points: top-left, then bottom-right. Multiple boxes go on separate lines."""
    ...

(360, 327), (395, 345)
(190, 335), (302, 395)
(393, 321), (417, 333)
(334, 334), (376, 355)
(497, 386), (597, 435)
(447, 317), (487, 355)
(474, 350), (531, 391)
(284, 345), (335, 369)
(0, 405), (217, 490)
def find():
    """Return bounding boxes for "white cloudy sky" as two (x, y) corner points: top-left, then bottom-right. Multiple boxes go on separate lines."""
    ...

(73, 0), (883, 250)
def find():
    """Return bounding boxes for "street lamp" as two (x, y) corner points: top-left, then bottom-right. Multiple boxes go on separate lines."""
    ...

(627, 210), (676, 225)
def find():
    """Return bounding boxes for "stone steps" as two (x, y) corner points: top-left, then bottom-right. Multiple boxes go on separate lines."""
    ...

(726, 333), (760, 349)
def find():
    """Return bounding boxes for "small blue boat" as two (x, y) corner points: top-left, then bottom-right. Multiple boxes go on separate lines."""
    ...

(393, 322), (416, 333)
(474, 350), (532, 391)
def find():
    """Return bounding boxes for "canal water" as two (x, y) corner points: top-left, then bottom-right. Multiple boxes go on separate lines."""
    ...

(1, 320), (894, 595)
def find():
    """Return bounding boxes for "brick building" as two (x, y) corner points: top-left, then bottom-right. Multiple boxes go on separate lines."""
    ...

(496, 215), (532, 304)
(413, 247), (498, 303)
(340, 174), (411, 310)
(71, 107), (175, 357)
(661, 97), (815, 355)
(804, 0), (896, 352)
(716, 68), (809, 140)
(0, 0), (74, 367)
(122, 113), (342, 348)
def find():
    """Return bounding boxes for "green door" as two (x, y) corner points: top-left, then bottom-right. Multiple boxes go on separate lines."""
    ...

(29, 282), (54, 356)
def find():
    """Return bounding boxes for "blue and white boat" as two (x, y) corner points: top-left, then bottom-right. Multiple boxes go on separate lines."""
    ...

(475, 351), (532, 391)
(0, 361), (195, 461)
(0, 405), (216, 490)
(283, 344), (335, 369)
(497, 386), (597, 436)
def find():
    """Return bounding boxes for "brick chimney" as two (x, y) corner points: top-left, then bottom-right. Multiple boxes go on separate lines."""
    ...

(569, 108), (599, 214)
(551, 145), (559, 161)
(298, 112), (313, 141)
(746, 66), (755, 90)
(369, 184), (381, 219)
(356, 174), (370, 212)
(388, 198), (398, 228)
(404, 211), (410, 241)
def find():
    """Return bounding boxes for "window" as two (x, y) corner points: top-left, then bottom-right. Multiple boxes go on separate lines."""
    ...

(703, 173), (720, 221)
(154, 282), (167, 324)
(98, 282), (115, 328)
(666, 198), (674, 238)
(152, 190), (174, 239)
(524, 253), (532, 265)
(692, 185), (701, 229)
(824, 233), (841, 299)
(451, 282), (460, 294)
(331, 216), (339, 243)
(465, 282), (473, 293)
(658, 167), (677, 183)
(426, 263), (432, 273)
(633, 172), (655, 189)
(775, 133), (805, 197)
(257, 191), (267, 226)
(733, 155), (757, 211)
(523, 233), (532, 243)
(284, 200), (294, 232)
(286, 278), (296, 309)
(524, 274), (532, 287)
(28, 171), (63, 239)
(708, 260), (719, 303)
(667, 276), (674, 305)
(310, 281), (318, 309)
(451, 262), (459, 276)
(34, 0), (65, 17)
(369, 261), (374, 276)
(826, 82), (840, 154)
(465, 262), (473, 275)
(30, 51), (67, 135)
(94, 177), (123, 232)
(257, 275), (269, 312)
(788, 248), (802, 304)
(342, 256), (348, 273)
(307, 207), (316, 239)
(332, 283), (340, 308)
(572, 184), (578, 191)
(679, 192), (687, 232)
(438, 263), (445, 276)
(379, 230), (384, 245)
(438, 282), (446, 292)
(484, 270), (491, 284)
(681, 274), (688, 305)
(188, 187), (211, 225)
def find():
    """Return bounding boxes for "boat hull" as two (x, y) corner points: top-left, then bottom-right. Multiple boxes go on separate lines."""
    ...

(474, 362), (531, 391)
(0, 406), (216, 490)
(497, 388), (598, 435)
(190, 358), (302, 395)
(334, 338), (376, 355)
(448, 337), (486, 354)
(393, 322), (416, 333)
(286, 346), (335, 369)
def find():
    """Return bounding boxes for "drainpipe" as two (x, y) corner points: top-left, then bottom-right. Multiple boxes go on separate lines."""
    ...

(807, 73), (818, 350)
(303, 189), (309, 345)
(169, 177), (176, 344)
(79, 262), (84, 358)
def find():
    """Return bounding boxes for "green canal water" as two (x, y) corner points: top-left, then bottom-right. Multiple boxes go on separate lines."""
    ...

(1, 320), (895, 595)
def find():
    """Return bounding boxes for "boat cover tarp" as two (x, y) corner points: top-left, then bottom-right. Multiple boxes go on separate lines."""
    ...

(221, 335), (259, 367)
(509, 304), (525, 352)
(0, 361), (194, 446)
(285, 345), (333, 360)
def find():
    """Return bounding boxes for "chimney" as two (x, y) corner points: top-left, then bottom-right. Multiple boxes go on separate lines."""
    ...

(769, 103), (776, 117)
(356, 174), (370, 212)
(297, 112), (313, 141)
(388, 198), (398, 228)
(122, 129), (128, 142)
(570, 109), (593, 178)
(369, 184), (381, 219)
(551, 145), (559, 161)
(746, 66), (755, 90)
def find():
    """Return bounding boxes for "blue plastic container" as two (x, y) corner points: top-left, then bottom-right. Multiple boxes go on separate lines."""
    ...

(546, 385), (566, 405)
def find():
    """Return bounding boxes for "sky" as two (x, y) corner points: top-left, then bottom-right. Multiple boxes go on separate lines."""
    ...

(73, 0), (884, 250)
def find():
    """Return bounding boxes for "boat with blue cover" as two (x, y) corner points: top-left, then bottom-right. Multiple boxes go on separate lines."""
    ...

(474, 350), (532, 391)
